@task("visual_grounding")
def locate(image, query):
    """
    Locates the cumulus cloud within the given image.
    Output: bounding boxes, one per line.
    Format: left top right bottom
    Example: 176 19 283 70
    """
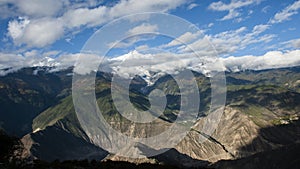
208 0 262 21
7 17 30 40
15 0 65 18
270 0 300 24
8 17 64 47
5 0 187 48
223 50 300 71
0 0 102 19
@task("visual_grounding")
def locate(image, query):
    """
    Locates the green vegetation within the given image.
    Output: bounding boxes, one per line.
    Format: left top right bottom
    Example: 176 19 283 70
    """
2 66 300 167
32 96 74 131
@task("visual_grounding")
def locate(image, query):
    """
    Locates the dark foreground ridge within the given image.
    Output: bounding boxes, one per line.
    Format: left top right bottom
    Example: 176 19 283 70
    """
1 159 186 169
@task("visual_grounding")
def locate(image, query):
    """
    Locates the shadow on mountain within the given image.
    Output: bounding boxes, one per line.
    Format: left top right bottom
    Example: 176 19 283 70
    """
24 125 108 162
0 67 72 136
212 119 300 169
0 129 21 163
136 143 210 168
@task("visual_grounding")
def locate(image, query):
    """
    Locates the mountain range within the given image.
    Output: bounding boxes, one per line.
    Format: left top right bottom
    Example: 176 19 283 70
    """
0 65 300 168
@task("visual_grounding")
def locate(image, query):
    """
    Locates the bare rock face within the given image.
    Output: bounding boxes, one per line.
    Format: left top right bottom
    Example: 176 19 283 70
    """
19 134 35 160
177 107 300 165
176 107 260 162
20 104 300 167
104 106 276 164
15 67 300 167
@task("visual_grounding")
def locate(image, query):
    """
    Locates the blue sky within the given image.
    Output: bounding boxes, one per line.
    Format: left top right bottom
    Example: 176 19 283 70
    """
0 0 300 73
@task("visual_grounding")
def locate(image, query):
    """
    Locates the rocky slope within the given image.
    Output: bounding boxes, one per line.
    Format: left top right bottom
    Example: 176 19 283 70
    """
1 66 300 168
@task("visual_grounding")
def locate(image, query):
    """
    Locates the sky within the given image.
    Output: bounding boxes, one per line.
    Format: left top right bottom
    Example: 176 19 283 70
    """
0 0 300 75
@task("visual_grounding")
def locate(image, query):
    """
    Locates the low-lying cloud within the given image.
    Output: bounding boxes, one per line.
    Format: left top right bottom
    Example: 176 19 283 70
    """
1 50 300 83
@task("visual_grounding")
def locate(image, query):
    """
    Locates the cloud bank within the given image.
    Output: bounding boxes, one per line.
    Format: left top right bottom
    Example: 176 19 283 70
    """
1 49 300 81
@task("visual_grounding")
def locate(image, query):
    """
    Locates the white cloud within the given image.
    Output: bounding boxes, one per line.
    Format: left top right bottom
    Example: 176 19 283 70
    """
0 50 62 75
135 45 150 51
164 30 203 48
127 23 158 35
62 6 108 28
107 0 186 17
62 0 186 29
15 0 65 18
223 50 300 71
181 27 248 54
0 0 103 19
107 24 158 49
187 3 198 10
0 53 25 70
283 38 300 49
208 0 261 11
0 0 18 19
106 50 218 83
290 39 300 48
7 17 30 40
61 53 105 74
96 49 300 82
179 24 274 56
2 48 300 81
1 0 67 22
221 9 240 21
252 24 270 35
108 34 156 49
270 0 300 24
261 5 270 13
8 17 64 47
208 0 261 21
5 0 187 48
